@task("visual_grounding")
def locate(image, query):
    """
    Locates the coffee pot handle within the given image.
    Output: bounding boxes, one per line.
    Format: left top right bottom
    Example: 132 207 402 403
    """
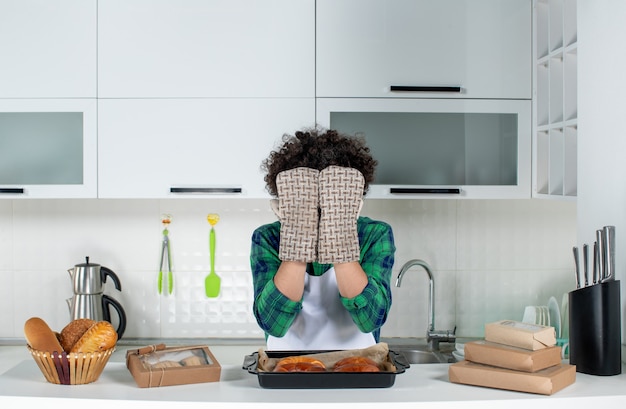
100 267 122 291
102 294 127 339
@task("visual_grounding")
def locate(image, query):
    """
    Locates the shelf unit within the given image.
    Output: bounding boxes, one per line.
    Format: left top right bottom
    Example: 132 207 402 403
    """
533 0 577 199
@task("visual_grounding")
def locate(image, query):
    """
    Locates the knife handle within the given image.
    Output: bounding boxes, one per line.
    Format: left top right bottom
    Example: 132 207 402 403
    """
583 244 589 286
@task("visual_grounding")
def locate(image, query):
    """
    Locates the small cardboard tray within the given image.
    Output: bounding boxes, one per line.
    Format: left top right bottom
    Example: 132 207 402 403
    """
485 320 556 350
126 344 221 388
242 348 410 389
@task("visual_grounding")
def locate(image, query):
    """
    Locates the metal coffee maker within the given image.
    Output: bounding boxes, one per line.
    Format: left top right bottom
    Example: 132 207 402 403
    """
66 257 127 339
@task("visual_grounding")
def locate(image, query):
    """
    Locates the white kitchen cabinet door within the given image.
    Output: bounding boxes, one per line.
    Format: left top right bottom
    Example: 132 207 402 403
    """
0 0 96 98
317 98 531 199
98 98 315 198
0 99 97 198
316 0 531 99
98 0 314 98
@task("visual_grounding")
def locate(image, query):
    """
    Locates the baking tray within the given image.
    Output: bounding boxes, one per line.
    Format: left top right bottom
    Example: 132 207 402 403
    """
242 349 410 389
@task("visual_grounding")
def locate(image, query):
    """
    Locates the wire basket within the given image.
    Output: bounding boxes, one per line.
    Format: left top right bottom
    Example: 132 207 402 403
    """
27 345 115 385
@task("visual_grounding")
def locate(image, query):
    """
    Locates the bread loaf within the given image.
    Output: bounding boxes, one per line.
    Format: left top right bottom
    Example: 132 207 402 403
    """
70 321 118 353
24 317 64 353
59 318 96 353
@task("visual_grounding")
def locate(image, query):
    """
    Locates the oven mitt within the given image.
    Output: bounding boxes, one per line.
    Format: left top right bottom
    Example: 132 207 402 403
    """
318 166 365 264
272 167 320 262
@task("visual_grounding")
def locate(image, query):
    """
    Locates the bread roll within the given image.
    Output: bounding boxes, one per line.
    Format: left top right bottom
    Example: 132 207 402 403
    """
274 356 326 372
334 363 380 372
24 317 64 353
70 321 117 353
181 355 205 366
273 362 327 372
333 356 380 372
151 360 182 369
59 318 96 353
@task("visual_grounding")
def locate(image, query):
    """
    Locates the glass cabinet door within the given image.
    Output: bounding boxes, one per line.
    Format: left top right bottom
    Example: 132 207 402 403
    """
0 99 97 198
317 98 531 199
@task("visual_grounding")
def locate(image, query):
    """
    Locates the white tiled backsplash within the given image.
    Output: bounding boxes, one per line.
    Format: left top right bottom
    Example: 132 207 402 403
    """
0 198 576 341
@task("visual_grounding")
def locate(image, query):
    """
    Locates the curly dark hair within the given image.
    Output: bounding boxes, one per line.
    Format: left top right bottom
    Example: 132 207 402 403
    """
262 127 377 197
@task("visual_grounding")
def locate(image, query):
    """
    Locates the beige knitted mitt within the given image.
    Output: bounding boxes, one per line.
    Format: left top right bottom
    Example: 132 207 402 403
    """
273 167 320 262
318 166 364 264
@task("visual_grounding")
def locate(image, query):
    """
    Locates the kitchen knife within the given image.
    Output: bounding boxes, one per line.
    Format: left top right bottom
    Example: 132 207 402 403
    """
601 225 615 282
583 243 589 287
596 229 605 281
573 246 581 288
593 241 600 284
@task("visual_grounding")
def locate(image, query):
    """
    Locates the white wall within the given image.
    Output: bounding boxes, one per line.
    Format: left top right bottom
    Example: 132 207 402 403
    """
0 198 576 341
578 0 626 344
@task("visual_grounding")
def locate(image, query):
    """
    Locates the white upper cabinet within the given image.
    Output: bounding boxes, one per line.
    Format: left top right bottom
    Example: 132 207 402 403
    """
98 0 315 98
98 98 315 199
0 99 98 198
0 0 97 98
316 0 532 99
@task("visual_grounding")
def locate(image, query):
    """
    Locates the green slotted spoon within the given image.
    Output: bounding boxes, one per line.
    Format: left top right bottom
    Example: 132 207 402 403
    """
205 213 221 297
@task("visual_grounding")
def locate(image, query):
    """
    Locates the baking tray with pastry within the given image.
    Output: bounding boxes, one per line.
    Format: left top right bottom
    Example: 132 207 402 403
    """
242 342 410 389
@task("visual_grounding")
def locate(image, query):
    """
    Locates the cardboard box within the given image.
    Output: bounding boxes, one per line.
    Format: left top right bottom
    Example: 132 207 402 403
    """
126 344 221 388
484 320 556 350
449 360 576 395
464 340 562 372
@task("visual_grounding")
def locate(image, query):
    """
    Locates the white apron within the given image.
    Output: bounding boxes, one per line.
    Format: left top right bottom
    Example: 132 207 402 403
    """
267 267 375 351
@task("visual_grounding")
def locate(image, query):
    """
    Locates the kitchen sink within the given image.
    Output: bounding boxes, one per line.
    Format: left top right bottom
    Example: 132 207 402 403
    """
387 339 458 364
392 348 456 364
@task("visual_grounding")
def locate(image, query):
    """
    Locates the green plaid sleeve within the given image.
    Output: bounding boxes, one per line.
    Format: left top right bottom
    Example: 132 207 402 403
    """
250 222 302 338
340 217 395 341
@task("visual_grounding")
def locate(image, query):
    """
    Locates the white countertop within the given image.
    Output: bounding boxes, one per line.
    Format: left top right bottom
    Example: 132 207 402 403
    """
1 344 626 409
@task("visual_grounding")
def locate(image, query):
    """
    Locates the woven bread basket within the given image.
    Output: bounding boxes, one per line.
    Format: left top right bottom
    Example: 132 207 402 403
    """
27 345 114 385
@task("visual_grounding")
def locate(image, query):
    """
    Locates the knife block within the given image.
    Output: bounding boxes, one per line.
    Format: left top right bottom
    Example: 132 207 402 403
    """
568 280 621 376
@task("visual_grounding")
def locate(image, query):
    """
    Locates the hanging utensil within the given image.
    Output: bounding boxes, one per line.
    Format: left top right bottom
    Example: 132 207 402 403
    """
205 213 221 298
158 214 173 295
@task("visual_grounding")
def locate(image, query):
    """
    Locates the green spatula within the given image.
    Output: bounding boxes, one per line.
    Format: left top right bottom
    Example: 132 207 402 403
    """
205 213 221 297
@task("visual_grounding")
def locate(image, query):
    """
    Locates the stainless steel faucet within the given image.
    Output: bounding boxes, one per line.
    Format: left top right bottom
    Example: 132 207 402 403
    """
396 259 456 350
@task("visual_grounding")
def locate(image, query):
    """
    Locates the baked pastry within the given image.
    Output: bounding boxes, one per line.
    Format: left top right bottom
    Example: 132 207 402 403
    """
333 356 380 372
70 321 118 353
273 362 327 372
274 356 326 372
151 360 183 369
24 317 64 353
181 355 205 366
59 318 96 353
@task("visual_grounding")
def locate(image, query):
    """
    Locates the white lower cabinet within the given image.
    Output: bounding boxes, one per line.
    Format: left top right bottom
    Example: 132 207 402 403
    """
97 98 315 198
0 99 97 198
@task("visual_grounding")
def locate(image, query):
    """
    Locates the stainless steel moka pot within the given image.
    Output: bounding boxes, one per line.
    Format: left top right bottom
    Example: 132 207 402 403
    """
67 257 127 338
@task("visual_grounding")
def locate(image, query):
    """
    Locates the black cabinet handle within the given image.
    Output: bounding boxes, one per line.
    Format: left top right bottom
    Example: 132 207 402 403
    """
0 188 24 194
390 85 462 93
170 187 242 194
390 188 461 194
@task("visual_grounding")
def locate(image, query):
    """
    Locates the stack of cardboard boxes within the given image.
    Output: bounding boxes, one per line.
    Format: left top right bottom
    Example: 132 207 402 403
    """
449 320 576 395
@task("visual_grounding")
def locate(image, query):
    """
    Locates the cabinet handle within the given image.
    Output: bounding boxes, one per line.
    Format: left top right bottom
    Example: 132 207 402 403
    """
390 188 461 194
170 187 243 194
390 85 462 93
0 188 24 194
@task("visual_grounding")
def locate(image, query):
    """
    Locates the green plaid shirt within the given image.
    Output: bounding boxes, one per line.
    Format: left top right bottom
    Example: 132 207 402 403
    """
250 216 395 343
